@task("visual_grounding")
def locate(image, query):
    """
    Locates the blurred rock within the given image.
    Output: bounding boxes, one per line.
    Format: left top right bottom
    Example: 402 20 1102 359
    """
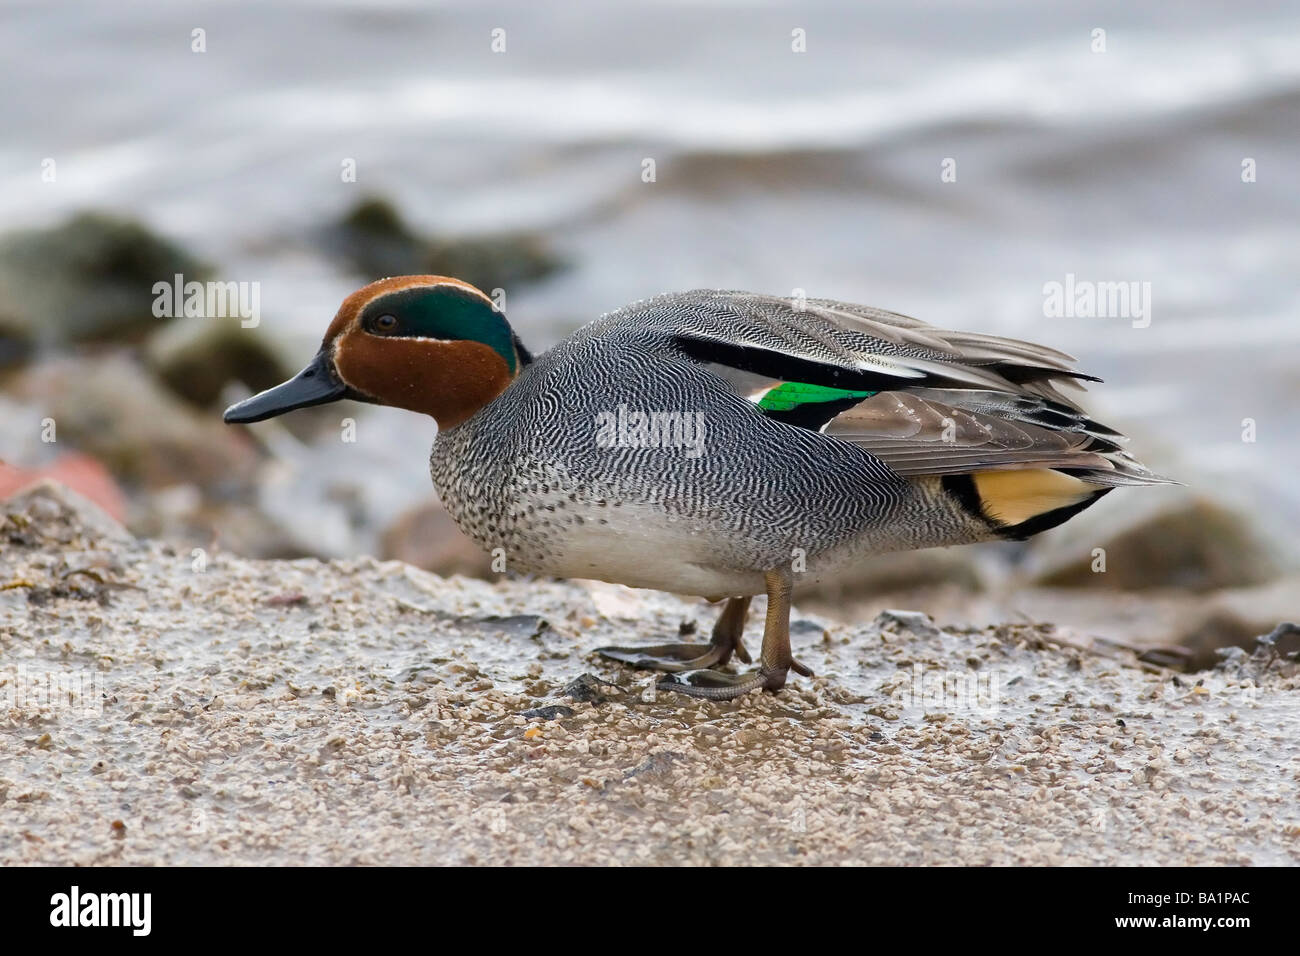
325 197 423 277
323 196 564 291
1026 492 1280 592
423 233 561 294
0 310 34 369
1165 608 1272 672
8 354 259 492
128 495 302 560
3 355 311 557
1182 574 1300 670
0 211 210 346
145 320 293 409
800 547 985 601
1 478 132 548
380 498 493 578
1216 622 1300 682
0 455 128 523
1150 585 1300 672
872 608 943 639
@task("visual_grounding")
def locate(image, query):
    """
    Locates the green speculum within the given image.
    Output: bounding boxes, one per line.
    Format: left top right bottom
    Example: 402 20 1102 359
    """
756 381 877 412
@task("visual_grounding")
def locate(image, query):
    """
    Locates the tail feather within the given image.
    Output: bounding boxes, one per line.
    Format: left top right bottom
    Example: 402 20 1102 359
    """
943 468 1115 541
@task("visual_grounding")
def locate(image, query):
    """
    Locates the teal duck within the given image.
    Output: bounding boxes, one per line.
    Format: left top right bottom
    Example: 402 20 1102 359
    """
225 276 1171 699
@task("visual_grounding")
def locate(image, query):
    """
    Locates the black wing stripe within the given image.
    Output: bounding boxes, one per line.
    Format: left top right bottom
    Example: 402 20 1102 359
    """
673 334 933 392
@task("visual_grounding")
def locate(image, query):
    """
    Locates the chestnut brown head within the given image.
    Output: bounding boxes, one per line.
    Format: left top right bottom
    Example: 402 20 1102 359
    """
223 276 529 430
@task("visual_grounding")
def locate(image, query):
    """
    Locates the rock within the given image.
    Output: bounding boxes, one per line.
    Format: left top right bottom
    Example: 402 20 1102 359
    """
323 196 564 291
0 455 128 523
798 547 987 632
1 354 301 556
1171 575 1300 670
379 498 494 578
1027 492 1281 592
562 674 620 703
145 320 293 409
934 573 1300 673
0 211 210 347
324 197 425 277
873 609 943 640
625 751 686 780
0 311 34 369
520 704 575 721
8 354 259 492
128 495 301 561
466 614 550 640
1163 608 1274 672
424 233 561 294
800 547 985 600
1 478 132 548
1256 621 1300 653
1215 622 1300 681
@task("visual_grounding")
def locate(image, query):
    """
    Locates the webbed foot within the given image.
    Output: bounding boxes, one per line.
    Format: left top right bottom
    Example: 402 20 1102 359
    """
595 596 751 673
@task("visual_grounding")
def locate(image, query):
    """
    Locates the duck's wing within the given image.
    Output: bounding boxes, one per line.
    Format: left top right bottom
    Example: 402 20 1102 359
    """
628 289 1170 487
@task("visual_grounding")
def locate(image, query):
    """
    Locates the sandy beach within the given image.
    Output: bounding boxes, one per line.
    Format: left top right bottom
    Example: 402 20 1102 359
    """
3 483 1295 866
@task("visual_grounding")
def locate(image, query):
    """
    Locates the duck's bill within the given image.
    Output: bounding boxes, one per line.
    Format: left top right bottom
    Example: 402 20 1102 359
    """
223 351 347 424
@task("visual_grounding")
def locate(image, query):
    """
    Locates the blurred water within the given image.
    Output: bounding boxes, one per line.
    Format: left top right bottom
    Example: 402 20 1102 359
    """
2 0 1297 540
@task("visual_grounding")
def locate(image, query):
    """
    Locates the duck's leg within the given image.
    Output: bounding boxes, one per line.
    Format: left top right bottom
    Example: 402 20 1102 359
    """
656 568 814 700
595 596 753 672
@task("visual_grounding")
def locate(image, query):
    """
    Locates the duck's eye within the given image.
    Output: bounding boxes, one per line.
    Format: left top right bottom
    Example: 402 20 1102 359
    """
373 314 398 334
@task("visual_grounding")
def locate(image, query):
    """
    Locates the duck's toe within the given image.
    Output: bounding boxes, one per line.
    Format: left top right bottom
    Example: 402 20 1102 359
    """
595 642 733 673
655 661 810 700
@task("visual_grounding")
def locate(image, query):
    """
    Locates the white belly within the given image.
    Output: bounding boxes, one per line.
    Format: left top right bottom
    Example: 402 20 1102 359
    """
529 503 767 598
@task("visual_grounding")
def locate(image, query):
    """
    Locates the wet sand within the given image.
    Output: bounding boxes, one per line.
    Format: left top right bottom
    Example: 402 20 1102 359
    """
2 483 1297 866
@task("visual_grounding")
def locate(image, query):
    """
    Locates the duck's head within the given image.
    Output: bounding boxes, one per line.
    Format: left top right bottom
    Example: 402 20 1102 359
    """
223 275 529 429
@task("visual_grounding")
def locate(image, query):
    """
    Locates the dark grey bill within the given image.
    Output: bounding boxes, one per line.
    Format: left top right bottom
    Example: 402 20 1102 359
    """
223 351 347 424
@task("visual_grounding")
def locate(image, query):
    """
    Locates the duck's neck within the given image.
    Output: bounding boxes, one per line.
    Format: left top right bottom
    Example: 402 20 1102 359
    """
429 333 532 430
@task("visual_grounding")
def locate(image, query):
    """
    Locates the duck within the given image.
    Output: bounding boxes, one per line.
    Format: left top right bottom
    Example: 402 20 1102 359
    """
224 275 1171 700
